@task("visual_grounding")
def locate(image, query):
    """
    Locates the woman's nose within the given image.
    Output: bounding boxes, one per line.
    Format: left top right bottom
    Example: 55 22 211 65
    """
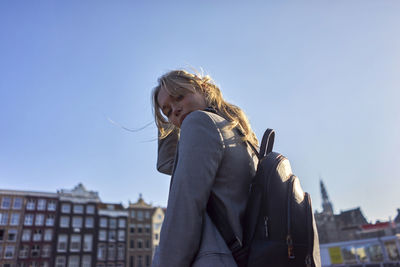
172 104 182 117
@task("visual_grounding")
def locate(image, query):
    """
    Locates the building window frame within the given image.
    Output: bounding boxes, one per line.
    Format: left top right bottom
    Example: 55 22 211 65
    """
37 199 46 210
1 197 11 209
12 197 23 209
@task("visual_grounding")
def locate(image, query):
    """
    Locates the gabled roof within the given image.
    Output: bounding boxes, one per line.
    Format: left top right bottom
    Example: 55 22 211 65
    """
335 207 368 226
128 194 152 209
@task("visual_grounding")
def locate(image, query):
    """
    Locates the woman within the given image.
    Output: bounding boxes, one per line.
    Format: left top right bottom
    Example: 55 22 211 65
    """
152 70 258 267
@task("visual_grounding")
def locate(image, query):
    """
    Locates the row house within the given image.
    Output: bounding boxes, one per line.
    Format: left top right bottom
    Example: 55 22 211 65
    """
127 196 164 267
54 184 100 267
1 186 165 267
96 203 128 267
0 189 58 267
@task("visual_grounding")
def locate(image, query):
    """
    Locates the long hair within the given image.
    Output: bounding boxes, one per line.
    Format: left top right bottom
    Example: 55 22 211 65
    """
152 69 258 148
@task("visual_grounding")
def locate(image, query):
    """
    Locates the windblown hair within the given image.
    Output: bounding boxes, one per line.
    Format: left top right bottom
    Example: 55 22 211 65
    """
152 69 258 148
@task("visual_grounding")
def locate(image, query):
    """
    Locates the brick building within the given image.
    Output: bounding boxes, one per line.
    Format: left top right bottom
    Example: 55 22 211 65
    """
126 196 164 267
95 203 128 267
0 186 165 267
0 189 58 267
54 184 100 267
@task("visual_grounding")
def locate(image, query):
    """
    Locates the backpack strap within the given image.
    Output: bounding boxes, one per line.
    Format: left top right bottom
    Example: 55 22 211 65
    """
207 128 275 262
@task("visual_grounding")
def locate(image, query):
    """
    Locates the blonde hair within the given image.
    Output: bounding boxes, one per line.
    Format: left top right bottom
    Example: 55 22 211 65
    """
152 69 258 148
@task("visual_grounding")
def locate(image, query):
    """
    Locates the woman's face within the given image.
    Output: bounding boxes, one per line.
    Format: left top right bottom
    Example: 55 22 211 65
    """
157 87 207 128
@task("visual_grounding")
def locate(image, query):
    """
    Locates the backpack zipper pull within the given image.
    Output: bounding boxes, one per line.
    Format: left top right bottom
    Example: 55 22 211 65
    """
286 234 295 259
264 216 269 238
305 254 312 267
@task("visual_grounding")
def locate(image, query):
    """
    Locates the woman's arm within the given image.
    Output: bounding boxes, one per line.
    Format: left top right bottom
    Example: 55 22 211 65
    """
154 111 224 267
157 128 179 175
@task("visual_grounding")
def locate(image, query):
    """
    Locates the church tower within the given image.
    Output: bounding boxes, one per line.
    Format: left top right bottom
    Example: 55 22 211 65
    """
320 179 334 215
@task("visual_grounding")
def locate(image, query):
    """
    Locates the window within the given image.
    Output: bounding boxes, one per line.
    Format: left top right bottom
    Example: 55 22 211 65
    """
72 216 83 228
117 244 125 260
13 197 23 209
73 205 83 214
146 255 151 267
33 229 42 241
145 224 151 233
130 210 135 218
137 211 143 220
35 214 44 225
97 243 106 260
108 244 116 260
31 244 40 257
60 216 70 227
0 212 9 225
10 213 20 225
19 245 29 258
99 230 107 241
42 244 51 257
4 245 15 259
47 200 56 211
83 234 93 252
138 224 142 233
7 229 17 242
137 239 142 249
130 256 135 267
82 255 91 267
109 218 117 229
44 229 52 241
119 218 126 228
118 230 125 241
24 214 33 225
22 229 31 241
57 235 68 252
145 211 150 219
26 199 35 210
70 235 81 252
45 214 55 226
55 256 66 267
37 199 46 210
0 229 3 241
109 230 116 242
100 217 107 227
86 205 95 214
138 255 143 267
130 239 135 249
1 197 11 209
385 240 400 261
85 217 94 228
130 225 135 233
145 239 150 249
68 255 80 267
61 203 71 213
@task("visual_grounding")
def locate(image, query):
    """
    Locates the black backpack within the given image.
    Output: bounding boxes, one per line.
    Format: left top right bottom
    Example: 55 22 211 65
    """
207 129 321 267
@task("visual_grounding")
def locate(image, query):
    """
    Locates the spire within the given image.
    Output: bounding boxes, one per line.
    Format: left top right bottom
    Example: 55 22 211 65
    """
320 179 334 215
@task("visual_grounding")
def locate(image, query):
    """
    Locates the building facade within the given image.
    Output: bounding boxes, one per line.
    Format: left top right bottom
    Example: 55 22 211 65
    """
0 190 58 267
315 180 369 243
1 186 165 267
126 196 164 267
54 184 100 267
95 203 128 267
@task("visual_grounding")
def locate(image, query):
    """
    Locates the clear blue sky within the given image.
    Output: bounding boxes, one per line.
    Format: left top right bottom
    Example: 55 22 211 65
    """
1 1 399 223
